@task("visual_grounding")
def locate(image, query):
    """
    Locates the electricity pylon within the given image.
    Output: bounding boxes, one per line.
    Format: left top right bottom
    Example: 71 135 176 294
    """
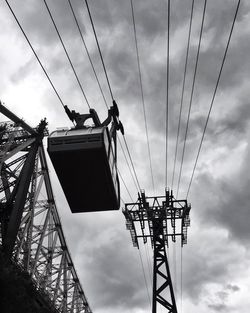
0 102 92 313
123 189 191 313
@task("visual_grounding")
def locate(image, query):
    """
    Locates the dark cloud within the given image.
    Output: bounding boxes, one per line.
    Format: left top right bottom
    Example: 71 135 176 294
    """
191 142 250 246
1 0 250 313
206 283 240 312
73 218 150 311
226 284 240 292
208 303 226 312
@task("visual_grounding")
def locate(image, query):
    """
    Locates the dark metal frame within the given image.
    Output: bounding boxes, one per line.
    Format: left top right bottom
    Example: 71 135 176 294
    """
0 101 92 313
123 189 191 313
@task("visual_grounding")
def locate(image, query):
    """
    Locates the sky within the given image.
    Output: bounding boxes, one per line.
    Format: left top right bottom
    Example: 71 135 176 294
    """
0 0 250 312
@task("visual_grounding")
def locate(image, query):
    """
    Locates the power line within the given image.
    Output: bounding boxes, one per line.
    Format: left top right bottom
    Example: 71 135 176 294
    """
123 135 141 191
67 0 109 109
138 243 152 309
117 167 134 202
142 244 153 307
130 0 155 192
43 0 91 109
165 0 170 188
120 197 125 206
4 0 66 111
144 241 153 287
82 0 143 197
83 1 143 201
118 135 140 194
84 0 114 101
171 0 195 191
176 0 207 197
186 0 241 198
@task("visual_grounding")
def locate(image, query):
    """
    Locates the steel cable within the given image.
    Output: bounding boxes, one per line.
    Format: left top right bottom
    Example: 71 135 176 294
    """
43 0 91 109
4 0 66 111
186 0 241 198
84 0 114 101
130 0 155 192
123 136 141 191
138 245 152 308
118 135 140 194
165 0 170 188
117 167 134 202
176 0 207 197
67 0 109 109
83 0 143 199
171 0 195 191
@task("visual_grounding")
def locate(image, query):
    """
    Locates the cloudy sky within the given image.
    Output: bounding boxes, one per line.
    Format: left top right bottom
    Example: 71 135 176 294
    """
1 0 250 312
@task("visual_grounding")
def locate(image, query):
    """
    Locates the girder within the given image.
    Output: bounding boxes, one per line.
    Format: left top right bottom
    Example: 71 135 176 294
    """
0 102 92 313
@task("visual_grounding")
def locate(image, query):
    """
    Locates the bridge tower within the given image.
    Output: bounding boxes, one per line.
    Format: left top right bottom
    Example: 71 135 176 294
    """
0 102 92 313
123 189 191 313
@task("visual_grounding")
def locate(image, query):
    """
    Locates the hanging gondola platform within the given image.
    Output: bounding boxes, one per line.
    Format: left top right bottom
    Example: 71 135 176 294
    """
47 103 123 213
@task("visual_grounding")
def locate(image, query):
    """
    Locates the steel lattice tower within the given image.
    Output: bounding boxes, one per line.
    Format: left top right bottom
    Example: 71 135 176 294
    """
0 102 92 313
123 189 191 313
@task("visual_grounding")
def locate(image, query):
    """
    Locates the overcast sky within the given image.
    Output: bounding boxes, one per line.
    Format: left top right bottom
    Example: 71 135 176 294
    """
0 0 250 312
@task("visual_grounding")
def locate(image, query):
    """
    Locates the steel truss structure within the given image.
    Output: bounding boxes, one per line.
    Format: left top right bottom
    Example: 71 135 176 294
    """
0 102 92 313
123 189 191 313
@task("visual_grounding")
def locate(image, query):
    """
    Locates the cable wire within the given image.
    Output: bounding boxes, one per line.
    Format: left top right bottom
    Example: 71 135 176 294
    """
130 0 155 192
67 0 109 109
165 0 170 187
176 0 207 197
171 0 195 191
143 243 153 303
117 167 134 202
43 0 91 109
4 0 66 111
138 244 152 309
118 135 140 194
120 197 125 206
84 1 143 202
123 136 141 191
84 0 114 101
186 0 241 198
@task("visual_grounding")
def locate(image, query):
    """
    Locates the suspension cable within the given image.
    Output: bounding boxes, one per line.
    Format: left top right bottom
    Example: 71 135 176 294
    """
130 0 155 192
83 1 142 199
165 0 170 188
118 135 139 194
171 0 195 191
117 167 134 202
120 197 125 206
176 0 207 197
138 244 152 309
43 0 91 109
123 136 141 191
84 0 114 101
67 0 109 109
4 0 66 111
186 0 241 198
82 0 143 197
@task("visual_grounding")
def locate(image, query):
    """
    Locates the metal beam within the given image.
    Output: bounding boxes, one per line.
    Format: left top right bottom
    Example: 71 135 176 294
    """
0 101 37 135
3 140 39 258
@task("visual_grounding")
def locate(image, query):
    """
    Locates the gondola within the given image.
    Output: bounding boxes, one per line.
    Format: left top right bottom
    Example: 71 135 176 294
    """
47 102 123 213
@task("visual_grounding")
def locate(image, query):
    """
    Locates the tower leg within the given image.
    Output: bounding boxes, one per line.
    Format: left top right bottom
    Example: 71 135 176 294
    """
152 219 177 313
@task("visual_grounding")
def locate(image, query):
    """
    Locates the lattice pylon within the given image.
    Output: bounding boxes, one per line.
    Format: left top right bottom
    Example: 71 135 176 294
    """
123 189 191 313
0 103 92 313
